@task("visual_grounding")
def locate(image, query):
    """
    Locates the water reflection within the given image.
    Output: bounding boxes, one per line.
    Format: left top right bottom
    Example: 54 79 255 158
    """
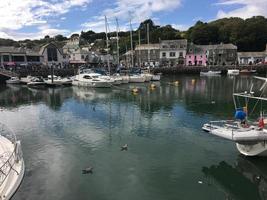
1 75 267 200
202 156 267 200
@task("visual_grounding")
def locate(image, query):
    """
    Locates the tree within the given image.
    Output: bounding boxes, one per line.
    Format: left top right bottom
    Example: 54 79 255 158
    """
54 34 67 41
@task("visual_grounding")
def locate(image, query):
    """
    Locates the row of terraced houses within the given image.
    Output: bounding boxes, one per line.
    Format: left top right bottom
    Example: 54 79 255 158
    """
123 39 267 67
0 37 267 68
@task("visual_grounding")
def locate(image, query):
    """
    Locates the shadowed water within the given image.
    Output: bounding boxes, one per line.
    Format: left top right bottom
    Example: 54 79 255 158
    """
1 75 267 200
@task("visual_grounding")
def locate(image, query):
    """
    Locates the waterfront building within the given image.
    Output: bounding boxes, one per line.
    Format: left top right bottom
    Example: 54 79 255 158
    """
39 42 67 67
135 44 160 67
203 43 237 66
0 46 43 67
160 39 187 67
238 46 267 65
186 44 207 66
121 50 135 67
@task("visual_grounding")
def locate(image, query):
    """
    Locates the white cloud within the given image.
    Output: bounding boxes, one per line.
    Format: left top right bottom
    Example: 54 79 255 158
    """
216 0 267 19
82 0 182 32
171 24 190 31
0 0 91 40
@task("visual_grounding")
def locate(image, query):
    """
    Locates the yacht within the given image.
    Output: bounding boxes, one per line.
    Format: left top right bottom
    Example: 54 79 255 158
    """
0 123 25 199
151 73 161 81
6 77 20 84
227 69 239 76
200 70 221 76
72 73 113 88
44 75 72 86
27 77 46 87
129 74 146 83
202 76 267 156
20 76 34 84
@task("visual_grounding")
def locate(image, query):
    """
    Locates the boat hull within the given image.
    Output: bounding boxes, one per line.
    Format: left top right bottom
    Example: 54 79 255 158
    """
72 81 111 88
227 69 239 75
236 142 267 156
129 76 146 83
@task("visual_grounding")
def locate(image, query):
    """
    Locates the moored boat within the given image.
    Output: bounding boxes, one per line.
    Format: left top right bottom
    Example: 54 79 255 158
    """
227 69 239 76
0 123 24 200
200 70 221 76
202 76 267 156
129 74 146 83
27 77 46 88
6 77 20 84
72 73 112 88
151 73 161 81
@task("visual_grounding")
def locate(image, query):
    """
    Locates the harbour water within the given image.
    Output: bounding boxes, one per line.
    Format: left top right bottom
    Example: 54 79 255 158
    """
1 75 267 200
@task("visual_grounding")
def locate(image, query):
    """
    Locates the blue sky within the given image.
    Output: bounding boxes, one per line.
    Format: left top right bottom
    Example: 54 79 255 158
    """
0 0 266 40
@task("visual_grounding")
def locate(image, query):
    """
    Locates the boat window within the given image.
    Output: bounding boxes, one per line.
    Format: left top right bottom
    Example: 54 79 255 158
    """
92 76 99 79
83 75 92 79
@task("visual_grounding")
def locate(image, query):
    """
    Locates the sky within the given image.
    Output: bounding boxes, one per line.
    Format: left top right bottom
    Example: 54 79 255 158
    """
0 0 267 40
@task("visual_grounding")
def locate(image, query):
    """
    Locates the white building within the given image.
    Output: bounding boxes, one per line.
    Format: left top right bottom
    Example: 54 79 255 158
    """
238 52 267 65
39 43 67 67
160 39 187 66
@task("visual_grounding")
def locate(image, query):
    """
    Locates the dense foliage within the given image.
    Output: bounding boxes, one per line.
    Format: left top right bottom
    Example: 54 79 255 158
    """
1 16 267 52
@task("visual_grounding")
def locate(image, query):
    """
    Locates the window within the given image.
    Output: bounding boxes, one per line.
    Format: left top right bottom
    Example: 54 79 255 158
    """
162 52 166 57
179 52 183 57
3 55 9 62
47 48 58 61
81 55 85 60
170 45 176 49
170 52 176 57
83 75 92 79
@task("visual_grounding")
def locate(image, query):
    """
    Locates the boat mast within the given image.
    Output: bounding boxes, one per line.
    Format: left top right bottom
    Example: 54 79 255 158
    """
147 23 150 67
116 18 120 67
130 19 134 68
138 29 141 67
105 16 110 75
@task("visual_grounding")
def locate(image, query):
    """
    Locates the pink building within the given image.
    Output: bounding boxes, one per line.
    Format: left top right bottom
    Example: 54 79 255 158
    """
186 44 207 66
186 54 207 66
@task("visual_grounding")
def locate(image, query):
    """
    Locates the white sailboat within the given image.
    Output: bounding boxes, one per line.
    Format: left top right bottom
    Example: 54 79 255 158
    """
0 123 24 200
202 76 267 156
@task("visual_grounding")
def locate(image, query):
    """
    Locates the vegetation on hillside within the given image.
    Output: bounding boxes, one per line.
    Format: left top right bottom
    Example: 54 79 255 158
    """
1 16 267 53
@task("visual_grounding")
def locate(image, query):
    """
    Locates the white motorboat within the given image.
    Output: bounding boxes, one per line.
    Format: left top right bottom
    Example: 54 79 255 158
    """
6 77 20 84
227 69 239 76
151 73 161 81
72 73 113 88
141 74 153 82
44 75 62 86
20 76 33 84
200 70 221 76
0 123 25 200
27 77 46 87
129 74 146 83
121 75 130 84
202 76 267 156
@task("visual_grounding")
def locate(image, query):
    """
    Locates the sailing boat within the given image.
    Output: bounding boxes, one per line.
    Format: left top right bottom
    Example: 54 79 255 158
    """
202 76 267 156
128 18 146 83
200 48 221 76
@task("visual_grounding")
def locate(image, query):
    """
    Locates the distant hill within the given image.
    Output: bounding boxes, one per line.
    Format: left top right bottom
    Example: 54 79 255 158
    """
1 16 267 53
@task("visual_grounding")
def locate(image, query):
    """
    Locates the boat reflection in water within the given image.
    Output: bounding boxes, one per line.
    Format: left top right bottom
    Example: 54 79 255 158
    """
202 157 267 200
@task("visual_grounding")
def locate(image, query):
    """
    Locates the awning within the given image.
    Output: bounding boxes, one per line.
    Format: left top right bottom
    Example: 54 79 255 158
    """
5 62 16 66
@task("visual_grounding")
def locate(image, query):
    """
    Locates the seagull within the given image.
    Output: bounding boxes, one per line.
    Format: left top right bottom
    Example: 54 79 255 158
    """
82 166 93 174
121 144 128 151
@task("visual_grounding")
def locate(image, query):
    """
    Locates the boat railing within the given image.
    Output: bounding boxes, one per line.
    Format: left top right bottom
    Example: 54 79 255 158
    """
0 147 19 187
0 124 20 187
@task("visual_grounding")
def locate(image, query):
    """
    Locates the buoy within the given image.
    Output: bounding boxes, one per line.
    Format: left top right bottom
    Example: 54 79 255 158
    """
150 84 156 90
121 144 128 151
174 81 179 86
132 88 140 94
